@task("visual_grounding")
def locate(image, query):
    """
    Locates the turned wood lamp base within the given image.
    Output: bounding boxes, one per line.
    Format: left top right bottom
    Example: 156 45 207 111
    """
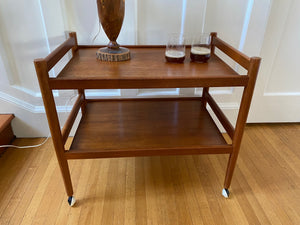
96 47 130 62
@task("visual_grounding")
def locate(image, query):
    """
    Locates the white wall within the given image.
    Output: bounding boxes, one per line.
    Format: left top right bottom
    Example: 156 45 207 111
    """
62 0 137 45
0 0 75 137
1 0 297 137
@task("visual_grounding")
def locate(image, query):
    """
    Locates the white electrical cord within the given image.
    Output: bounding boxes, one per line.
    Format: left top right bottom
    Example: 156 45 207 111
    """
0 93 78 149
0 136 50 149
92 22 101 44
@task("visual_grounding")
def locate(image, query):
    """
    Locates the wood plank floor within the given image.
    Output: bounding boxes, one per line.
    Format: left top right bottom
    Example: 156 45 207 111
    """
0 124 299 225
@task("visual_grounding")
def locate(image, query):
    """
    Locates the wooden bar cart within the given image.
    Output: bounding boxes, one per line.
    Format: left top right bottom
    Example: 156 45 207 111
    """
34 32 261 206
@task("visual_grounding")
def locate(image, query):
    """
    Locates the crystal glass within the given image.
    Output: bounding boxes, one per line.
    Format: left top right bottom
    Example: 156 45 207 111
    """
190 33 211 63
165 34 185 63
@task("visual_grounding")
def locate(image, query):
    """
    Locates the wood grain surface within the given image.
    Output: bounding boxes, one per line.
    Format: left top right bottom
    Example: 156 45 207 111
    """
0 114 15 155
0 124 299 225
67 99 230 159
49 47 249 89
0 114 14 133
96 0 124 44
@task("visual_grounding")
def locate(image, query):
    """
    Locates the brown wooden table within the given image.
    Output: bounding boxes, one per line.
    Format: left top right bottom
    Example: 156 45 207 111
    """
0 114 15 155
34 32 261 206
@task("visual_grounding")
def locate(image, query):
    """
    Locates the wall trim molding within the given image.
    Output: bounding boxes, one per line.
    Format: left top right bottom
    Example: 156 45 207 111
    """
0 89 240 113
0 90 73 114
0 90 37 113
264 92 300 96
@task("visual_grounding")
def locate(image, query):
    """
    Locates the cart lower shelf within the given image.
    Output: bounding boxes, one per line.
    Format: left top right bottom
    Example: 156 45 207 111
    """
66 98 232 159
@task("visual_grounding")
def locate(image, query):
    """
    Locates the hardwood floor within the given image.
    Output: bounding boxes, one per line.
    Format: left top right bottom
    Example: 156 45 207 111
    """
0 124 299 225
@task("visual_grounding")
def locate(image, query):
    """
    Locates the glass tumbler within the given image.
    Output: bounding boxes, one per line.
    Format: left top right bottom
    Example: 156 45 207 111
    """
165 34 185 63
190 33 211 63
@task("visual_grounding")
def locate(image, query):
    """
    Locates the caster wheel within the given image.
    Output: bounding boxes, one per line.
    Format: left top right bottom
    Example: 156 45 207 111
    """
68 196 76 207
222 188 230 198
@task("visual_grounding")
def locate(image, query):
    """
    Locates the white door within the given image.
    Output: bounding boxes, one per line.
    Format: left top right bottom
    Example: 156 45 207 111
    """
248 0 300 122
191 0 300 123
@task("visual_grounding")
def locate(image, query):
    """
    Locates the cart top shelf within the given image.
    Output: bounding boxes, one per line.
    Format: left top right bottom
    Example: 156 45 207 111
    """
49 47 249 89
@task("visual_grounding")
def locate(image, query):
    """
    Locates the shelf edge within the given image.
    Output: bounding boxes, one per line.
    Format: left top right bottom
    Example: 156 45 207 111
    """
65 145 233 160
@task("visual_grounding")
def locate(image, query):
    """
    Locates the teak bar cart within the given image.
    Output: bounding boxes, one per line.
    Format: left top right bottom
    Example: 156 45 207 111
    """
34 32 261 206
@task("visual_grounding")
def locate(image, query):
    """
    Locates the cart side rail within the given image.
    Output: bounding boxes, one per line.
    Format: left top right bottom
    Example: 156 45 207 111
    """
34 32 84 147
203 90 235 139
212 36 251 70
44 32 78 71
61 93 84 144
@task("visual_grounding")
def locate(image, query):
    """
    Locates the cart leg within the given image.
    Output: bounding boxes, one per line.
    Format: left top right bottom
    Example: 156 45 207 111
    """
57 158 75 206
222 152 239 198
78 89 86 116
59 160 73 194
221 57 261 198
56 157 76 206
34 53 77 207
